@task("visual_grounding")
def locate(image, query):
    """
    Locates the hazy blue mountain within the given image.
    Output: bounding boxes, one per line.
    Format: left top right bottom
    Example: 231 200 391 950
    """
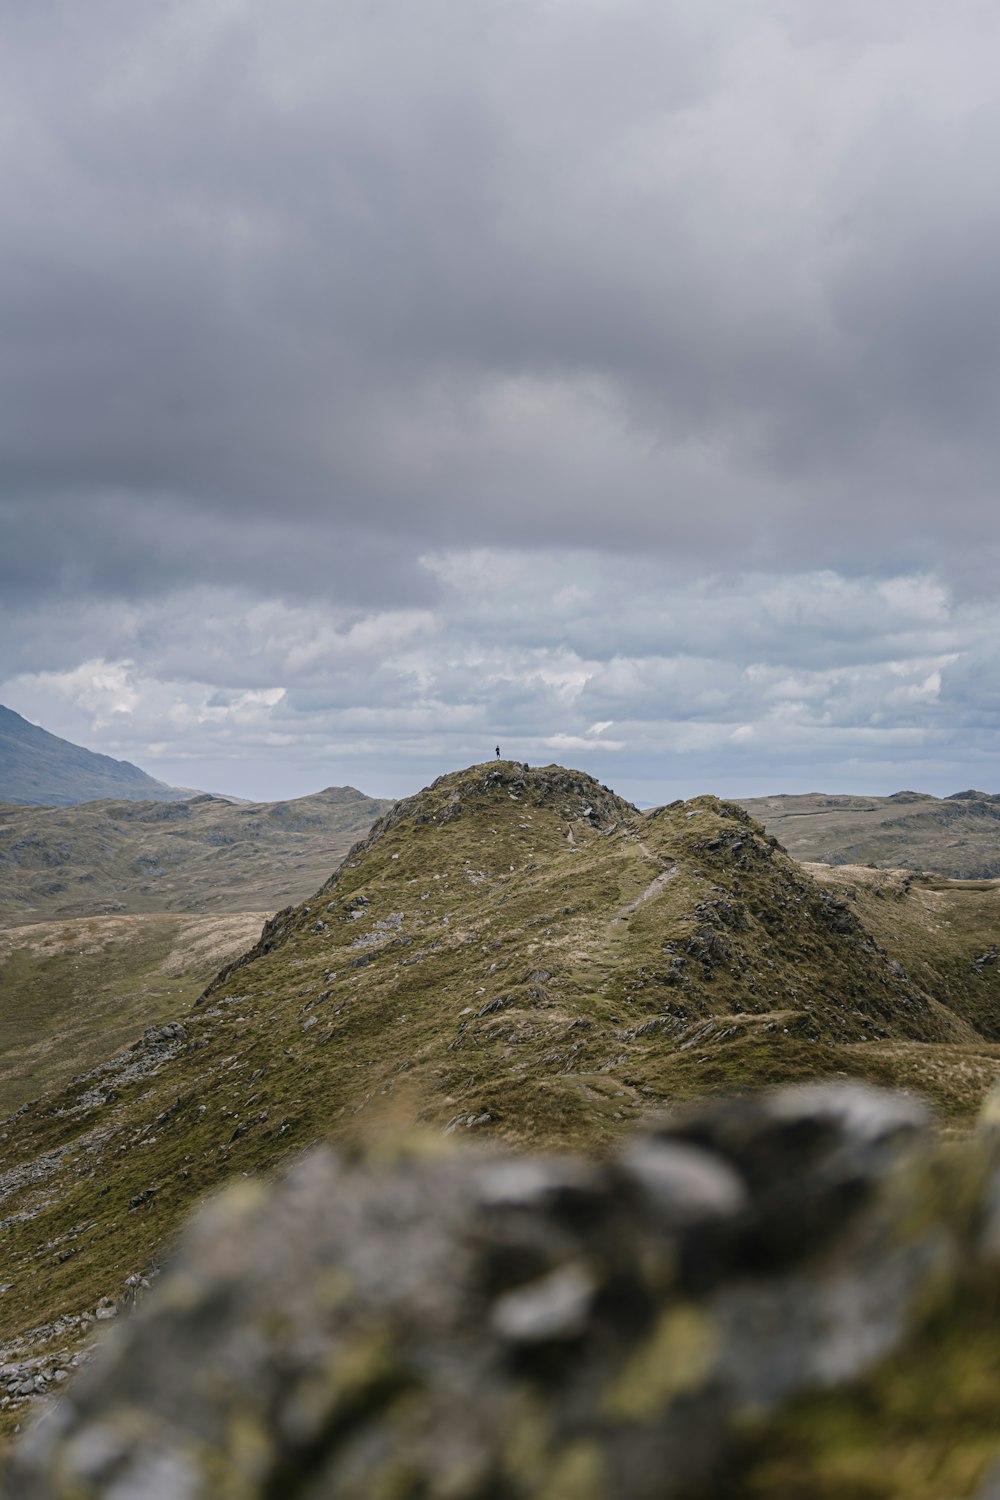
0 704 190 807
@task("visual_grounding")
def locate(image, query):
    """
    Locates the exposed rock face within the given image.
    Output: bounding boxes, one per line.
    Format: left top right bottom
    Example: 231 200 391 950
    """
8 1083 1000 1498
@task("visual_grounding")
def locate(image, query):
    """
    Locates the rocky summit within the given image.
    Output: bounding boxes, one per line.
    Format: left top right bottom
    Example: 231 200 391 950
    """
3 761 1000 1483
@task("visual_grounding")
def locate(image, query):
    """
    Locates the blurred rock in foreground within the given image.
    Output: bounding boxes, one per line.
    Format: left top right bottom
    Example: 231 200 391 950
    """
8 1083 1000 1499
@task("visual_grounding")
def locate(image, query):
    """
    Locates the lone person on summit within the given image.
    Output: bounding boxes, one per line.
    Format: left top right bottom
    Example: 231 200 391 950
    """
495 745 500 759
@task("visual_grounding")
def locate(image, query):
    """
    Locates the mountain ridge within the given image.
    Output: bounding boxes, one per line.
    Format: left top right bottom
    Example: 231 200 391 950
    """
3 761 1000 1438
0 704 189 808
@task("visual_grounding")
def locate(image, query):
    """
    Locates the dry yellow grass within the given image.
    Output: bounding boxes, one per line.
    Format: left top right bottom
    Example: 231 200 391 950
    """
0 911 268 1115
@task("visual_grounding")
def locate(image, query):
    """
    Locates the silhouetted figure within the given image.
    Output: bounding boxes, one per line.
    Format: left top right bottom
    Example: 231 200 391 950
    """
495 746 500 759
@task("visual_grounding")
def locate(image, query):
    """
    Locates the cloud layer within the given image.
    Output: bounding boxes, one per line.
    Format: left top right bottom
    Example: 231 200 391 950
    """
3 557 996 802
3 2 1000 797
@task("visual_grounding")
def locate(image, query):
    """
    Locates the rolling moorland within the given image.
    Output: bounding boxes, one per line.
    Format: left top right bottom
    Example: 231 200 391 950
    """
740 789 1000 877
0 786 394 927
4 761 1000 1462
0 913 267 1118
0 784 393 1115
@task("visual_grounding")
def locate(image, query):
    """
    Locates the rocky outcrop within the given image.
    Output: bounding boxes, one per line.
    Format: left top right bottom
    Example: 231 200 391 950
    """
7 1082 1000 1498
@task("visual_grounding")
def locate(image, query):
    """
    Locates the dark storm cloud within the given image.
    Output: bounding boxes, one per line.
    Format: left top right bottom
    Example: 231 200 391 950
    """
3 0 1000 604
0 493 432 607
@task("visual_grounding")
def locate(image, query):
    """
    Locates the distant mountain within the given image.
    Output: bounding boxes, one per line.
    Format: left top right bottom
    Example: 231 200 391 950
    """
0 785 395 926
737 789 1000 878
0 704 189 806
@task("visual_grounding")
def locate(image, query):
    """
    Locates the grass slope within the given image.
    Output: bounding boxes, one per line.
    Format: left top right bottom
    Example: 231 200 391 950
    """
740 789 1000 878
2 761 1000 1438
0 913 267 1116
0 786 393 926
0 704 186 807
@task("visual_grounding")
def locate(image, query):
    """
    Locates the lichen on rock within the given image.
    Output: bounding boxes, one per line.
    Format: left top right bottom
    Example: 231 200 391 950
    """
7 1081 1000 1498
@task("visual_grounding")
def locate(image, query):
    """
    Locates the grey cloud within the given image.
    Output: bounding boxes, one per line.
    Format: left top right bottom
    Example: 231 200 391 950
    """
6 2 1000 799
3 1 1000 607
424 555 963 673
5 555 992 802
0 495 434 608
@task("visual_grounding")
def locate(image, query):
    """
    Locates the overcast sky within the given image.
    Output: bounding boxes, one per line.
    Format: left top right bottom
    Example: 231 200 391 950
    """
3 0 1000 803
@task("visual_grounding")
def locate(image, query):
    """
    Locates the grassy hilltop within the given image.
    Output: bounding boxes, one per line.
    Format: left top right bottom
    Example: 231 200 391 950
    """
3 761 1000 1439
